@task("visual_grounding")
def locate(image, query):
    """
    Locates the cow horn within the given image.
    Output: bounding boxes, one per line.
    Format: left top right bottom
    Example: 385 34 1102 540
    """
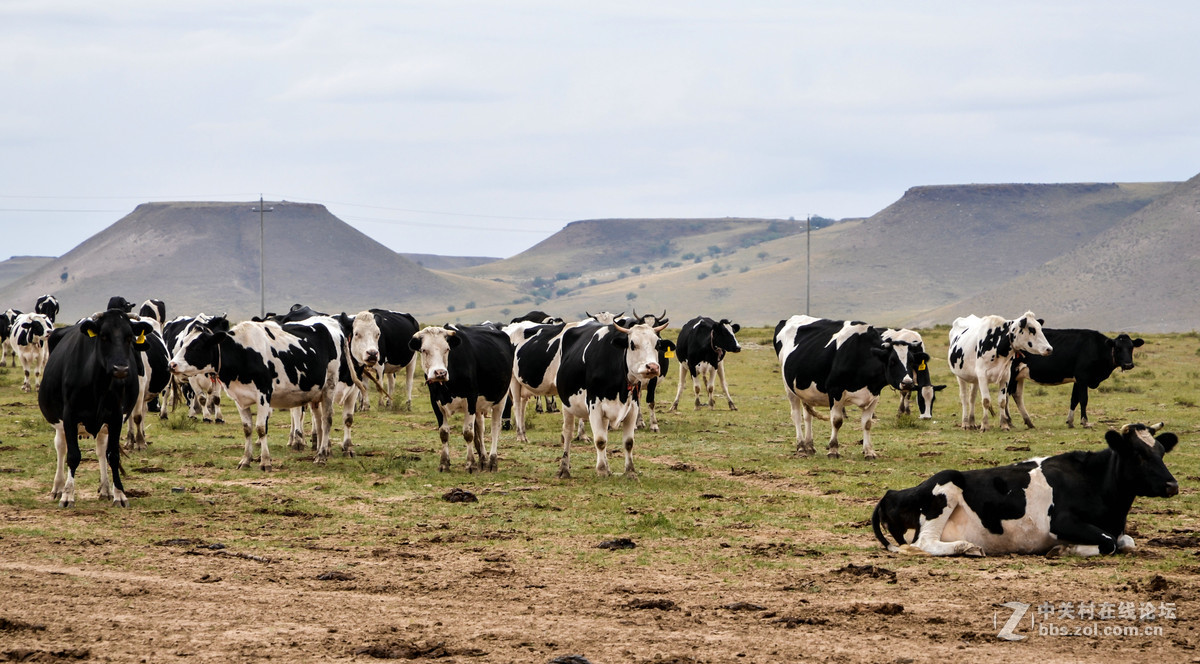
1149 421 1165 433
653 322 668 332
613 323 631 334
658 310 667 321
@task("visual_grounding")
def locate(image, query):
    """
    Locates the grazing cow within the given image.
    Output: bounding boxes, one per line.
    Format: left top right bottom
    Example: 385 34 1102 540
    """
555 319 671 478
139 299 167 325
774 316 921 459
505 320 570 443
10 312 53 392
283 314 368 459
38 309 155 507
670 316 741 412
34 294 59 323
168 316 353 470
882 329 946 420
162 314 226 423
872 422 1179 557
1 309 22 367
1005 329 1145 429
948 312 1053 431
409 324 514 472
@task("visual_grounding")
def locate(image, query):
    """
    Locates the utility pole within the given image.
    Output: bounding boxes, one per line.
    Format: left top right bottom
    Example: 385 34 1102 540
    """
806 214 811 316
251 196 274 318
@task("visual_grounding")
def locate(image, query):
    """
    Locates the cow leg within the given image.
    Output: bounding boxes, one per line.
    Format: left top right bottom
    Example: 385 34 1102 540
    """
669 361 687 412
588 407 611 477
1045 520 1122 557
462 403 480 474
546 395 559 413
620 405 638 479
973 371 996 432
717 360 736 411
956 378 976 430
96 426 113 502
436 404 454 473
339 389 357 458
485 399 504 471
403 359 416 411
234 401 257 470
703 367 717 409
645 378 659 433
381 371 395 408
860 396 880 459
557 411 576 479
827 402 843 459
95 423 128 507
50 422 68 502
209 388 224 423
901 484 985 557
786 392 814 457
59 422 83 508
1070 383 1091 428
997 382 1012 432
288 406 307 450
897 389 910 416
1009 376 1035 429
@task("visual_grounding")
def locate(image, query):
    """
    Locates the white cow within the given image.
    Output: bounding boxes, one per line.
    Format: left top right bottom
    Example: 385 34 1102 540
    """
947 312 1053 432
9 312 53 392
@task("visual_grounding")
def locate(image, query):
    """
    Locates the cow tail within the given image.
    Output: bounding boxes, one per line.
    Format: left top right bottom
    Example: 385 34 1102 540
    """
802 402 829 421
342 334 369 394
871 495 900 553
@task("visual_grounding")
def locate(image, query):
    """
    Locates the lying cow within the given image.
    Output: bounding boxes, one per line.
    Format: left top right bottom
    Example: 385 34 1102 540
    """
409 324 513 472
1005 329 1144 429
555 319 671 478
38 309 155 507
882 328 946 419
774 316 921 459
670 316 741 412
872 422 1179 557
948 312 1053 431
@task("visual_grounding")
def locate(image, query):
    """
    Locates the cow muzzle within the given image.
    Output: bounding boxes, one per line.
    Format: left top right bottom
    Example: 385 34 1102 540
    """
1165 481 1180 497
426 368 449 384
641 363 660 379
112 364 130 380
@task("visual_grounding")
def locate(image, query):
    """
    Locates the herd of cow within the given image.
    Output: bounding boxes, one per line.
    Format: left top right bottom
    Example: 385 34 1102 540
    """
0 295 1181 560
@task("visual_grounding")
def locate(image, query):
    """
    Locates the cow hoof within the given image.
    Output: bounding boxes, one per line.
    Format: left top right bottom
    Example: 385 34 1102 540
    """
113 492 129 508
343 447 355 458
897 545 929 556
623 471 639 480
202 417 212 423
59 498 75 508
215 418 225 424
439 461 451 473
314 457 327 466
826 451 841 459
487 456 498 472
556 469 571 480
288 441 305 451
863 452 878 460
728 404 738 411
962 544 985 557
1045 545 1066 559
650 425 659 433
237 460 253 470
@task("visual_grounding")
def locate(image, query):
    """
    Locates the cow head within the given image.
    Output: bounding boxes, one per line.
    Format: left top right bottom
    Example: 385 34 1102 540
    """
14 313 52 347
611 321 670 382
1107 422 1179 498
1110 334 1145 371
81 309 153 381
106 295 136 313
586 311 624 325
343 311 382 367
874 338 918 391
168 320 227 377
408 327 459 383
35 295 59 323
1012 312 1053 356
630 309 669 328
713 319 742 355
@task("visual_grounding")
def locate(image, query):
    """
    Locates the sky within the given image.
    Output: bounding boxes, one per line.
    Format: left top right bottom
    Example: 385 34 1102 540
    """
2 1 1198 260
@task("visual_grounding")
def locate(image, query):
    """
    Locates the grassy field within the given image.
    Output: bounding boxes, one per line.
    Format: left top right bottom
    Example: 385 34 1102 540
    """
1 326 1198 663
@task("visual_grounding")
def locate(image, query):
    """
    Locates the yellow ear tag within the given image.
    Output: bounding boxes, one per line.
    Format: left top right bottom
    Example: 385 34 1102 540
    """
136 331 147 344
86 329 98 338
664 348 676 359
918 361 927 371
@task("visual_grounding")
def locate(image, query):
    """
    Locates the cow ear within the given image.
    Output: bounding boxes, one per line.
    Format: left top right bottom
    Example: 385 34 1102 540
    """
1037 318 1045 326
80 319 99 338
1156 432 1178 453
658 339 676 352
408 336 422 352
915 351 930 363
1105 429 1133 454
610 334 629 349
1133 338 1145 348
210 316 231 332
731 323 740 333
933 384 948 392
132 321 153 345
447 334 462 349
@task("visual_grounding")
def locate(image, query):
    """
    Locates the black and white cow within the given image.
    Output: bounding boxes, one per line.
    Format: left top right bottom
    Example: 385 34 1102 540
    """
138 299 167 325
361 309 420 411
1005 329 1145 429
774 316 921 459
123 317 171 451
670 316 741 412
38 309 155 507
1 309 20 366
34 294 59 324
162 314 226 423
283 314 368 460
510 310 564 325
505 320 570 443
872 422 1179 557
168 316 352 470
409 324 514 473
555 319 671 478
9 312 53 392
882 328 946 420
616 311 673 432
948 312 1053 431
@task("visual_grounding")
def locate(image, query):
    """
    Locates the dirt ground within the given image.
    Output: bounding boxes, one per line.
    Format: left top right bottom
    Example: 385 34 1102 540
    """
2 500 1197 664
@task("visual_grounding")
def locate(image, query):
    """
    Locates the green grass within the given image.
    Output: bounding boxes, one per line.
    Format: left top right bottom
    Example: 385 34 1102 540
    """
0 328 1198 577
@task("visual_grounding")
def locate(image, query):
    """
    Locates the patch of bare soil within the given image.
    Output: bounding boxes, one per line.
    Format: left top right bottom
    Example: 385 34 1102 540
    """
1 510 1197 664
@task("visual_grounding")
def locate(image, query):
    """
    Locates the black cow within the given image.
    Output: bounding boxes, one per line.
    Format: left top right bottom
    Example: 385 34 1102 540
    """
510 310 564 325
670 316 741 412
409 324 514 473
139 299 167 325
872 422 1179 557
38 309 154 507
106 296 136 313
123 318 171 451
35 294 59 323
1005 329 1145 429
555 320 671 478
1 308 20 366
773 316 922 459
